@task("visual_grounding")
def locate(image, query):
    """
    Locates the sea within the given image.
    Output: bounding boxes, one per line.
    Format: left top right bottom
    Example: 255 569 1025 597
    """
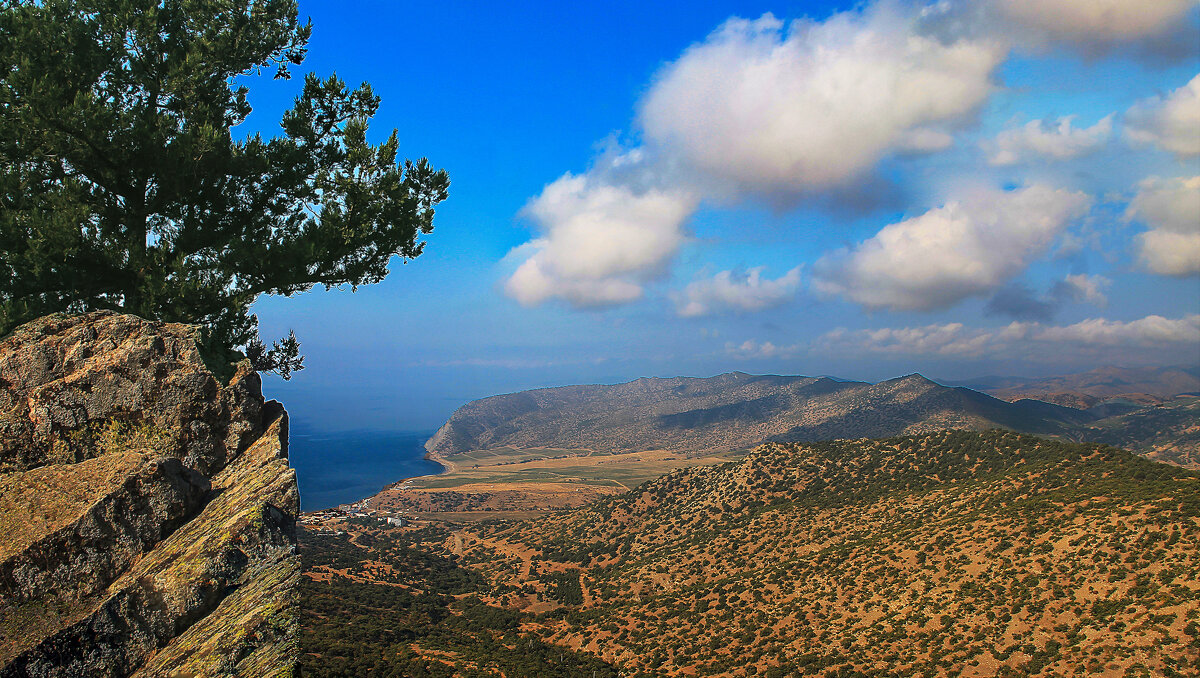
287 421 444 511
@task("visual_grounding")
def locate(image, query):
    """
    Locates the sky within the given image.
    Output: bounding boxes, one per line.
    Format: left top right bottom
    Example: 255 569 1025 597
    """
245 0 1200 432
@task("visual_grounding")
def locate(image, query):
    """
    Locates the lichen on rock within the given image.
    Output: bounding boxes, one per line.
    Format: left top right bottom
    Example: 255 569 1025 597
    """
0 312 298 677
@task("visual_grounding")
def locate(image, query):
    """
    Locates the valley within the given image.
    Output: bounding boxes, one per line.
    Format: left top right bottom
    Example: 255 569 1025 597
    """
299 430 1200 676
371 445 746 517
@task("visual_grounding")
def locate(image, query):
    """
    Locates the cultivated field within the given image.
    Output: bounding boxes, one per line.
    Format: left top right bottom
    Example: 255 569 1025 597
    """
370 445 747 515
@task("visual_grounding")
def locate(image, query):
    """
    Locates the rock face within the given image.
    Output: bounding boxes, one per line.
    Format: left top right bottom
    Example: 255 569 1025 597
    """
0 312 298 677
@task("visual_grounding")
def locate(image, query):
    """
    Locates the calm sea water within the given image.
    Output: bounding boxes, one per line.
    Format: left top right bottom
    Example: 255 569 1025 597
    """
287 422 443 511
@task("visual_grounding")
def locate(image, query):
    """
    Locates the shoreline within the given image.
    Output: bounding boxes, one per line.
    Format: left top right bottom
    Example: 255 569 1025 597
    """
299 435 455 513
376 446 456 495
422 448 457 476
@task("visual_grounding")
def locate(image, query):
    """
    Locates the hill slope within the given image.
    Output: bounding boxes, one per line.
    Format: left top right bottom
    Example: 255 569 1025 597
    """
427 373 1093 457
454 430 1200 677
1074 397 1200 468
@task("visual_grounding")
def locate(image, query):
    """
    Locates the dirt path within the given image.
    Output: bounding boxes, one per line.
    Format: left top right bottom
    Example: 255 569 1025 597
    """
580 575 596 607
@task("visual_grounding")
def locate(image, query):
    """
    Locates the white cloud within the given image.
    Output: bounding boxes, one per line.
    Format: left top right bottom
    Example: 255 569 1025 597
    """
1126 176 1200 276
983 115 1113 165
1126 74 1200 157
1035 314 1200 346
819 323 999 356
813 185 1092 311
673 267 802 317
637 7 1003 200
504 3 1005 311
504 174 698 308
1058 274 1111 306
993 0 1197 51
724 339 799 360
502 2 1196 314
816 314 1200 360
1137 230 1200 277
898 128 957 153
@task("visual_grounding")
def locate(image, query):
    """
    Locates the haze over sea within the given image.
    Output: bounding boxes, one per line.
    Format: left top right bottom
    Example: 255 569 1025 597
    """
288 420 442 511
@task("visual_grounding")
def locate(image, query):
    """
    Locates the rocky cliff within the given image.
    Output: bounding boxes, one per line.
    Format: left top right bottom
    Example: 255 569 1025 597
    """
0 312 298 677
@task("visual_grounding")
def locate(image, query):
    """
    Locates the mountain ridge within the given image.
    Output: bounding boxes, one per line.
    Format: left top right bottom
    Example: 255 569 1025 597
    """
426 370 1098 458
940 365 1200 408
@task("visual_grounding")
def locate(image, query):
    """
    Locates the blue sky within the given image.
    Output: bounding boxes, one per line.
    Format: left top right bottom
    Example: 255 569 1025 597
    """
246 0 1200 431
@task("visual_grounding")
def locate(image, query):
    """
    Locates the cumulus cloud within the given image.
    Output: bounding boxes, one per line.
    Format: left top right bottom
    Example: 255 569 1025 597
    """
983 115 1113 165
1126 74 1200 157
724 339 800 360
637 7 1003 200
991 0 1199 57
994 0 1195 41
1125 176 1200 276
1035 314 1200 346
813 185 1092 311
672 267 802 317
816 314 1200 361
502 2 1195 312
504 174 698 308
504 2 1008 310
818 323 999 356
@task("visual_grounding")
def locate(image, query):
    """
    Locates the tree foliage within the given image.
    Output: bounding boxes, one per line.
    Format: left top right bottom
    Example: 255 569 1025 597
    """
0 0 449 376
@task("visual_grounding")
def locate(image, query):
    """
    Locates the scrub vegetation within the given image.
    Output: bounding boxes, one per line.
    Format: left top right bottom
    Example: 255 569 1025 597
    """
301 430 1200 676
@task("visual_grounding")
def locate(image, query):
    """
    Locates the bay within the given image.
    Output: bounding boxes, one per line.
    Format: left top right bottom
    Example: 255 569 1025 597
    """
287 421 444 511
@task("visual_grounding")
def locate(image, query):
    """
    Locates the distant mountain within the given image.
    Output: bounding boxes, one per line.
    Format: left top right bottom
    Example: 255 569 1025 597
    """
943 365 1200 408
1074 396 1200 468
426 372 1095 456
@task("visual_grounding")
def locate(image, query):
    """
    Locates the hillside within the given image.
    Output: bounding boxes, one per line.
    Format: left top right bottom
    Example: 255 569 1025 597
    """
0 313 299 676
953 366 1200 408
447 430 1200 677
297 523 617 677
426 372 1092 457
1074 397 1200 468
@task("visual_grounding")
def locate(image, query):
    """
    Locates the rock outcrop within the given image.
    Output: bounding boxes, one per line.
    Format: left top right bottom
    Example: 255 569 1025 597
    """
0 312 298 677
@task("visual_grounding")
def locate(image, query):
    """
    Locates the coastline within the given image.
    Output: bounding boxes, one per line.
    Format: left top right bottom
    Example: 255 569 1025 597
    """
378 446 456 494
422 448 458 475
290 428 448 511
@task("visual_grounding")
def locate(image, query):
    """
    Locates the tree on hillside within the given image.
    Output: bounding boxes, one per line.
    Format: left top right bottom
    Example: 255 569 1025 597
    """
0 0 449 378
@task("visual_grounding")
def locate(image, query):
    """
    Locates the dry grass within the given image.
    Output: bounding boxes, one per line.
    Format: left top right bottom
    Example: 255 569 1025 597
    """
372 446 746 515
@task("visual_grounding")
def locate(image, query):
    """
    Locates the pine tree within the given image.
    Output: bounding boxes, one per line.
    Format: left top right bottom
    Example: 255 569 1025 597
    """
0 0 449 377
